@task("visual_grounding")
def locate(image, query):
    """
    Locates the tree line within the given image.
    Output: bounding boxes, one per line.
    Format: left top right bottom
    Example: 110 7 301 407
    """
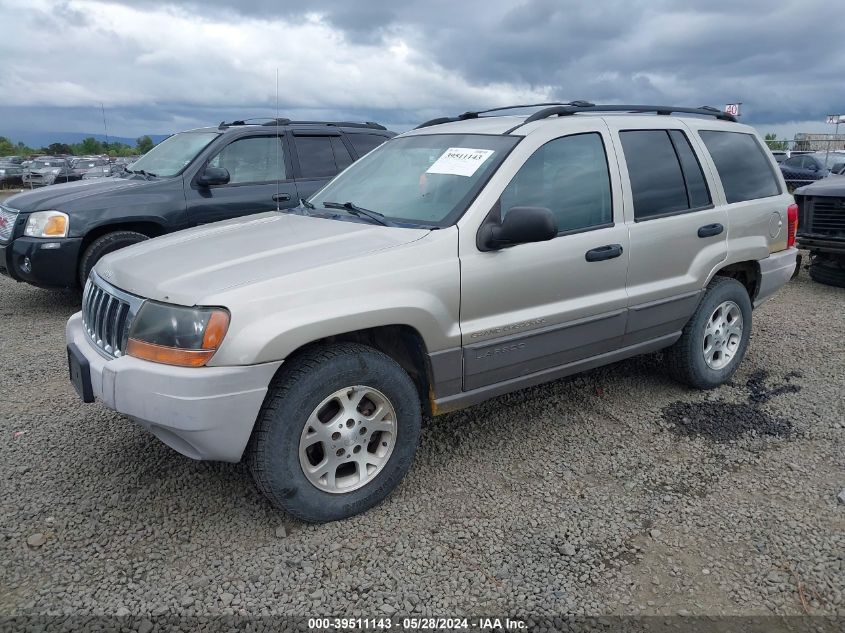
0 135 156 158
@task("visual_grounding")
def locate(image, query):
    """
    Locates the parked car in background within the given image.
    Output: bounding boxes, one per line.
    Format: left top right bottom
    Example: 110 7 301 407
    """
22 157 77 187
0 162 25 188
779 151 845 190
71 157 111 180
794 175 845 288
770 150 788 163
82 163 118 180
0 119 395 288
64 103 797 522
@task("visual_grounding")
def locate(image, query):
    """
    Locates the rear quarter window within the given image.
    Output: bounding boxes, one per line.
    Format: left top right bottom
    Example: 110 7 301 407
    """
347 133 390 157
699 131 781 203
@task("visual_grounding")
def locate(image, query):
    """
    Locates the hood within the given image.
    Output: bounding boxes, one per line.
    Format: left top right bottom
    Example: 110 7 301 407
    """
3 175 158 213
795 174 845 197
95 212 430 305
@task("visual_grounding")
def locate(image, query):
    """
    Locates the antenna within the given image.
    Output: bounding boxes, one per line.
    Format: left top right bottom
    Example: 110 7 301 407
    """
275 68 280 213
100 102 110 149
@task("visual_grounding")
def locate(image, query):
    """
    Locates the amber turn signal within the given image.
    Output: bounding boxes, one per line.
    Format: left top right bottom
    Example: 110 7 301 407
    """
126 339 216 367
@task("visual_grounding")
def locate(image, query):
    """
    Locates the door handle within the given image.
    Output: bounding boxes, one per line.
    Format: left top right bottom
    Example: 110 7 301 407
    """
585 244 623 262
697 223 724 238
272 193 291 202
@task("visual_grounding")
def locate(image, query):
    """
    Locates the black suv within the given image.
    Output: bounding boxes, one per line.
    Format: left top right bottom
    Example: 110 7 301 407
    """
794 175 845 287
0 119 394 288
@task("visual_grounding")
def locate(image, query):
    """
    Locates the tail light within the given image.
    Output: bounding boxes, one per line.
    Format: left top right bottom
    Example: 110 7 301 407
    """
787 203 798 248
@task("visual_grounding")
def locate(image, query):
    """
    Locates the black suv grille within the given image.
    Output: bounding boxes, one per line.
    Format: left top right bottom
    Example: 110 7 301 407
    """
802 196 845 237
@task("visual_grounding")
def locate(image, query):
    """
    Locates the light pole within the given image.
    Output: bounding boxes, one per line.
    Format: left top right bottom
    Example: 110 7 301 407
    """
825 114 843 169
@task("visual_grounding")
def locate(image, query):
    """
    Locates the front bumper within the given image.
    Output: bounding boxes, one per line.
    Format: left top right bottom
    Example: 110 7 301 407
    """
0 236 83 287
66 313 282 462
755 247 799 307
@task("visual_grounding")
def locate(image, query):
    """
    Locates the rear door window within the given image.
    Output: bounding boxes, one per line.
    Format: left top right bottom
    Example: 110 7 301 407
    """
698 131 781 203
294 136 338 178
347 133 390 157
620 129 711 220
331 136 353 171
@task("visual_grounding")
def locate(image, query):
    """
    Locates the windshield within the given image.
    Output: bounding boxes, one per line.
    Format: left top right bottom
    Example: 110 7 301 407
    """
33 160 63 169
75 161 99 168
308 134 520 227
129 132 218 177
815 152 845 168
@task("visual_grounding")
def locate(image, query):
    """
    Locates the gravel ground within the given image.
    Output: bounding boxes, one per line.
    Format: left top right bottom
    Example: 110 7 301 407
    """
0 267 843 624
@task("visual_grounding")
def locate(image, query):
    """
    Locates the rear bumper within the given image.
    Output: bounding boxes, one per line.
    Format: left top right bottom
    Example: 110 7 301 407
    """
66 313 283 462
755 247 799 307
0 236 82 287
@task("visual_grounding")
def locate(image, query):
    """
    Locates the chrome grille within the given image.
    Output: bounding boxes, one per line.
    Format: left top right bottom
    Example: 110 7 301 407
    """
0 205 18 242
82 273 144 358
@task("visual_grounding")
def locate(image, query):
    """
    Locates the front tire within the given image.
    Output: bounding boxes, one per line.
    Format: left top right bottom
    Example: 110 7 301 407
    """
247 343 422 522
665 277 752 389
78 230 149 288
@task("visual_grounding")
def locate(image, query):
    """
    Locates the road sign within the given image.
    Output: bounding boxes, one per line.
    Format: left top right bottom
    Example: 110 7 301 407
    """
826 114 844 124
725 103 741 117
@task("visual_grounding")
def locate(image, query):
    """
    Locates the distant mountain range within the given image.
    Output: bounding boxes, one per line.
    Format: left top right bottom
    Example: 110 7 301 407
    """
0 131 170 148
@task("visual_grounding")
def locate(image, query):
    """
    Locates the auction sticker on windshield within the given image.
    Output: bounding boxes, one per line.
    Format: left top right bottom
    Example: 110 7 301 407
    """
426 147 495 177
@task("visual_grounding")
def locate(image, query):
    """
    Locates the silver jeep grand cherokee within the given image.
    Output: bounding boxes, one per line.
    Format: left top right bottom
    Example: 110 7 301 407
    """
66 103 799 522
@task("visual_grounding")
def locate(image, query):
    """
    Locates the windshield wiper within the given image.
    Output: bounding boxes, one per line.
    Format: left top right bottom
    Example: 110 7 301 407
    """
322 201 397 227
127 168 157 178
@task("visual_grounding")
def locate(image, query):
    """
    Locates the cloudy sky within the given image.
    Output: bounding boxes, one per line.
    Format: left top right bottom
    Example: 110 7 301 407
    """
1 0 843 141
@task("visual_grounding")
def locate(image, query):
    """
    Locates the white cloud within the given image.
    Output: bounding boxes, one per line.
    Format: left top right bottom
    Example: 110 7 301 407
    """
0 0 550 113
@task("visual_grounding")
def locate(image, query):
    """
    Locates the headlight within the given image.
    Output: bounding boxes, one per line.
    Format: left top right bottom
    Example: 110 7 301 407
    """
0 169 6 174
126 301 230 367
50 168 61 174
24 210 69 237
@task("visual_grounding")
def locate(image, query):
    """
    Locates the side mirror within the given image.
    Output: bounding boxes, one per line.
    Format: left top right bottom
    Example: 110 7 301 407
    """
197 166 230 186
479 206 557 251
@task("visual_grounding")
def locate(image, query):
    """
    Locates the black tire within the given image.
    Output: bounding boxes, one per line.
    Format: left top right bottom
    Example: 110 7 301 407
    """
665 277 752 390
78 230 149 288
808 260 845 289
247 343 422 522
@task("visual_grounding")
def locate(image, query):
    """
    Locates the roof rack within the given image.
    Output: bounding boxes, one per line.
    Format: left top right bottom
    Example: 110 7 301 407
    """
218 118 387 130
415 102 737 132
415 102 595 129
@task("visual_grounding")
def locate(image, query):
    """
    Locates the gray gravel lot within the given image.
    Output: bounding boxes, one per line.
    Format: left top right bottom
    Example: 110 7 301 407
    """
0 268 843 622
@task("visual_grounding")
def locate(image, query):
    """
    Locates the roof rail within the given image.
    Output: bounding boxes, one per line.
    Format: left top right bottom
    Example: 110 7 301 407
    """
502 103 736 133
218 118 387 131
415 101 595 130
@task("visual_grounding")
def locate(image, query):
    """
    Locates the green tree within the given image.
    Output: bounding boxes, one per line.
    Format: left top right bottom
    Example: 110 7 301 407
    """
80 137 105 155
136 135 154 154
764 133 788 151
47 142 73 155
0 136 15 156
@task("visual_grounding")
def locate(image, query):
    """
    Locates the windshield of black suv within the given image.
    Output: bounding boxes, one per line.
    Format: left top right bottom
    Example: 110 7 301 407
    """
128 131 218 177
308 134 520 227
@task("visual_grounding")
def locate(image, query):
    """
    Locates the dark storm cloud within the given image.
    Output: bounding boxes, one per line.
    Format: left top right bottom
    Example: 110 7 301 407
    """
93 0 845 125
2 0 843 137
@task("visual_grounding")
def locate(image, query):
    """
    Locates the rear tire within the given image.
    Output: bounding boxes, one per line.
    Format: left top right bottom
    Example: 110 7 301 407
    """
808 258 845 288
665 277 752 390
78 230 149 288
247 343 422 522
